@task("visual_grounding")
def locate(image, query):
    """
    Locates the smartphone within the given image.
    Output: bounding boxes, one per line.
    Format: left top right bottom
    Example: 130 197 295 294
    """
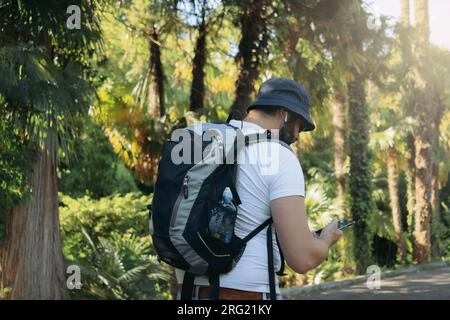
337 220 355 230
314 220 355 236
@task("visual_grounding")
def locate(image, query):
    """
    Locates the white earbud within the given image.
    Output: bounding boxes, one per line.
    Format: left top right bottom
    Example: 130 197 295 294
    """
284 112 288 123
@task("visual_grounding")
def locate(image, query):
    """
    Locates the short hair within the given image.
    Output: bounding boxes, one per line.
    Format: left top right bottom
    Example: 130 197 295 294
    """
247 105 282 116
247 105 306 130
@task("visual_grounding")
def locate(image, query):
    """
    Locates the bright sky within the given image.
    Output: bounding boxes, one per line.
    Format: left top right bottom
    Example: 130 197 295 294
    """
367 0 450 50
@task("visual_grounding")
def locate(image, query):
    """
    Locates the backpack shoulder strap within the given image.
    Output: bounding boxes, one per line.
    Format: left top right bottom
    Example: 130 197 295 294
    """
267 224 277 300
242 218 272 243
244 130 293 152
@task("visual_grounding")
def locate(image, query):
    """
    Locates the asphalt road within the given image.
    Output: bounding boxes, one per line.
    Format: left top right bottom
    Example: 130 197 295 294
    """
288 266 450 300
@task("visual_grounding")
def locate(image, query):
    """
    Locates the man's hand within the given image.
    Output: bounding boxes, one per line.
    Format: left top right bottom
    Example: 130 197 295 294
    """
318 219 343 247
272 196 344 273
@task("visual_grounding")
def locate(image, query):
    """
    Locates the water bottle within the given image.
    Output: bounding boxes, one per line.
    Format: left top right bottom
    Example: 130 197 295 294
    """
208 187 237 244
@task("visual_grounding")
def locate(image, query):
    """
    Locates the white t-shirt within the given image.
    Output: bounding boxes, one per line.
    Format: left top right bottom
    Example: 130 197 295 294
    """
176 120 305 294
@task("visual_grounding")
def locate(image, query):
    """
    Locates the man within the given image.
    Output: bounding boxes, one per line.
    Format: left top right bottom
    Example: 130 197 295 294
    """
176 77 342 299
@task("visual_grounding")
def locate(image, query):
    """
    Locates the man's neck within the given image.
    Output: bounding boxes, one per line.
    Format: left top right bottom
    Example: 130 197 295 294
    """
243 115 277 131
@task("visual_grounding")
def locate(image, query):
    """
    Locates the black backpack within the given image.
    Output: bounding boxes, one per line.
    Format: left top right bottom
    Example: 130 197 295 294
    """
149 122 288 300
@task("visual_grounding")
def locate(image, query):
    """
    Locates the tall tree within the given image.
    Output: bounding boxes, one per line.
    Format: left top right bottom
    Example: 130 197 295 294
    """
304 0 349 205
332 86 347 202
102 0 182 184
146 26 165 118
2 150 65 299
398 0 416 247
346 1 377 274
387 146 408 264
0 0 103 298
348 72 373 273
412 0 433 263
189 0 208 111
121 1 184 118
401 0 410 27
228 0 271 120
127 1 174 118
428 46 450 257
307 0 382 273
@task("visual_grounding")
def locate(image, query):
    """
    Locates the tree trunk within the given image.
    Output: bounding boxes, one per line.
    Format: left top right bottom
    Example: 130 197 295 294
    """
332 86 346 202
404 133 416 259
387 147 408 264
431 164 440 221
430 97 443 258
401 0 410 27
430 161 442 258
414 129 433 264
412 0 433 264
399 0 416 257
0 149 67 299
190 7 207 112
147 27 165 118
348 73 373 274
430 99 443 222
405 134 415 229
229 0 268 120
400 0 414 231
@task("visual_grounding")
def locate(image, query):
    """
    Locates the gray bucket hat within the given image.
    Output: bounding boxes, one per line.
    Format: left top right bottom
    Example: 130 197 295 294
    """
247 77 315 132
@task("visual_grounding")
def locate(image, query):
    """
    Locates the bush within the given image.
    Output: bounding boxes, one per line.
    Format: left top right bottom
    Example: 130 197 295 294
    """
58 119 139 199
59 193 173 299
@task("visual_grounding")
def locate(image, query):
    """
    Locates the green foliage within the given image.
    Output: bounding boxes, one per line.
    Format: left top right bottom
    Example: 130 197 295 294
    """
94 89 187 184
0 115 36 242
0 0 104 156
304 178 348 284
0 0 105 239
280 173 348 287
59 193 172 299
441 202 450 257
60 193 149 260
300 136 335 184
58 119 138 199
1 0 449 297
72 230 171 300
0 287 11 300
93 1 243 184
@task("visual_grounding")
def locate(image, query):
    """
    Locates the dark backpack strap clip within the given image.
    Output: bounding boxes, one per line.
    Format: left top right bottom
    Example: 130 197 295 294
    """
275 233 287 276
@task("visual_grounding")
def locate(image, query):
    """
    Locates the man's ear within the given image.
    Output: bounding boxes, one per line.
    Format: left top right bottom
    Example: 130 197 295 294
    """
276 108 287 124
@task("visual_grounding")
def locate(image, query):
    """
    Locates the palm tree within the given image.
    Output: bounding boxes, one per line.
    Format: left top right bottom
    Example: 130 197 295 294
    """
228 0 272 120
331 86 347 202
345 0 382 273
189 0 209 112
98 0 183 184
123 0 179 118
428 46 450 257
397 0 417 252
348 73 374 274
412 0 434 264
369 116 410 265
0 0 103 299
386 146 408 264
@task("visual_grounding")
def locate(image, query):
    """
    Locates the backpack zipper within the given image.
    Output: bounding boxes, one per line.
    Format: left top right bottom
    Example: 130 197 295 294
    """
170 175 190 228
183 175 190 199
197 232 231 258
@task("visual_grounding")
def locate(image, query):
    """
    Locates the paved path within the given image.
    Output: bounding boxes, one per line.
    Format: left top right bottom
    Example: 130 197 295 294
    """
286 266 450 300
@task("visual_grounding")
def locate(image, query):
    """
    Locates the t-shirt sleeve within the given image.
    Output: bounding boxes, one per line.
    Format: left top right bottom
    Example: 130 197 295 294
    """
268 145 305 201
